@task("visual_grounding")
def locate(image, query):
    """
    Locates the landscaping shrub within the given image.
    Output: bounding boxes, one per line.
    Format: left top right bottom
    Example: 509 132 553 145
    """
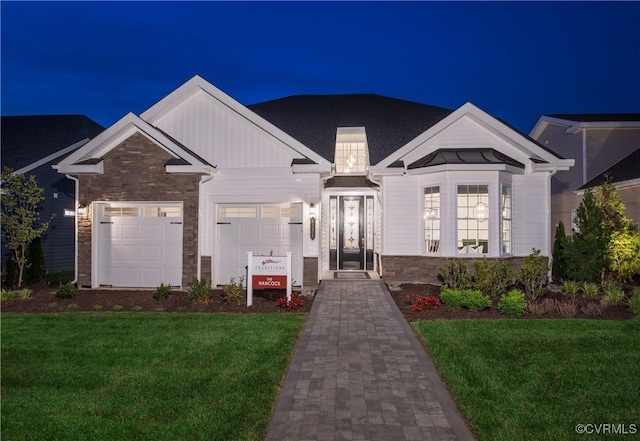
438 259 471 289
153 283 172 301
526 298 556 316
562 280 580 297
405 294 440 312
1 289 15 301
556 299 578 318
581 300 607 316
626 288 640 315
25 237 46 283
602 280 624 305
551 221 568 281
607 230 640 282
441 288 491 311
518 249 549 300
462 290 492 311
188 279 212 303
498 290 525 316
221 276 245 305
440 288 465 308
55 282 76 299
275 292 305 311
472 259 514 298
582 282 600 299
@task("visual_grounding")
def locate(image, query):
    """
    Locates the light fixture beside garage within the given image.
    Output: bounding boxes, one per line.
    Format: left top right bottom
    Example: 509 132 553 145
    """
77 203 89 218
309 203 316 241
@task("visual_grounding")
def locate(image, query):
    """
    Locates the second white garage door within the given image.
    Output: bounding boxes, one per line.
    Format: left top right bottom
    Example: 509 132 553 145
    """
216 203 303 286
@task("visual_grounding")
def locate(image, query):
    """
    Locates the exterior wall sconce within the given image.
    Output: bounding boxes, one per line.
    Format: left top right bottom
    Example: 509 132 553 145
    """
309 203 316 241
473 202 488 222
77 204 88 218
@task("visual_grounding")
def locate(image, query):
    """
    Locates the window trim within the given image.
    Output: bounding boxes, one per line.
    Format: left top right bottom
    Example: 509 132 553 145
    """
500 183 512 256
456 183 490 256
423 185 441 254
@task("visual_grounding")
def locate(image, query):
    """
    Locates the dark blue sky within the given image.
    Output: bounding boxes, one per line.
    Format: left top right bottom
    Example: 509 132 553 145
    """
2 1 639 133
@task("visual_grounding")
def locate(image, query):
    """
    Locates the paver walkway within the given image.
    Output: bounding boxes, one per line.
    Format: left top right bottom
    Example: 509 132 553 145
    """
265 279 475 441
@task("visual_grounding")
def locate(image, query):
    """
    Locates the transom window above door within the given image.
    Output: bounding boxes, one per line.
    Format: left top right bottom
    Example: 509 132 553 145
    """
334 127 369 175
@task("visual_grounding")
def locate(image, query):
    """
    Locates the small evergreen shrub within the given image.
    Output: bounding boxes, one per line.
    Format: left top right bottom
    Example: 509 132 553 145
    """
15 289 32 300
1 290 15 301
440 288 465 308
440 288 491 311
112 304 123 311
188 279 212 303
498 290 526 316
608 231 640 282
462 290 492 311
518 249 549 300
25 237 46 283
438 259 471 289
55 282 77 299
153 283 172 301
221 276 245 305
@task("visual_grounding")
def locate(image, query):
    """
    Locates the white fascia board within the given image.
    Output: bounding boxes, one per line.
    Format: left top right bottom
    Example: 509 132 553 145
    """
367 166 405 176
292 163 332 174
57 162 104 175
405 163 525 176
532 159 575 173
140 75 331 169
14 138 90 175
529 116 572 139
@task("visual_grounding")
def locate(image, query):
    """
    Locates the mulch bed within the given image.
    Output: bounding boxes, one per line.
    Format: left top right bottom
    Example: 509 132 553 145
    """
390 283 636 322
1 283 312 314
2 282 636 322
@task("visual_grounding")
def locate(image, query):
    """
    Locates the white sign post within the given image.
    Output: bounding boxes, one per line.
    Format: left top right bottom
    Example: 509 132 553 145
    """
246 251 292 307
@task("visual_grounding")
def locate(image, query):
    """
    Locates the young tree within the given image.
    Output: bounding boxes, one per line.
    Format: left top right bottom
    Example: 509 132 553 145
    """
596 175 631 238
1 167 53 287
563 188 608 282
551 221 568 281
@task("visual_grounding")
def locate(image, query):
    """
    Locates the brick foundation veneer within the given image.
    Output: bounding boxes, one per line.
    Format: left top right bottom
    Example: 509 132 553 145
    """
77 133 203 288
303 257 319 289
380 255 535 285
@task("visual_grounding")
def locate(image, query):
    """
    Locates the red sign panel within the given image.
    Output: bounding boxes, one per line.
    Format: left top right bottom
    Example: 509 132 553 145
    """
252 275 287 290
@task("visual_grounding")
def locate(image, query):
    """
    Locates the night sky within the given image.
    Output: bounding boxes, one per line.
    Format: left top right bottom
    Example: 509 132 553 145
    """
2 1 639 134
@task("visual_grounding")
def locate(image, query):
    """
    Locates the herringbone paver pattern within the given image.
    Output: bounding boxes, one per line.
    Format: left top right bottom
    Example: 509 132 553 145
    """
265 280 475 441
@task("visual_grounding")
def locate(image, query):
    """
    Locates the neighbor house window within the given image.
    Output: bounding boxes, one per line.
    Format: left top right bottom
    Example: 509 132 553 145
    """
424 186 440 253
501 185 512 255
457 185 489 254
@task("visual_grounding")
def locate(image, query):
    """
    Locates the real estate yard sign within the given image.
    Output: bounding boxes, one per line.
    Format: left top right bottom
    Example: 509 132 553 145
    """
246 251 292 307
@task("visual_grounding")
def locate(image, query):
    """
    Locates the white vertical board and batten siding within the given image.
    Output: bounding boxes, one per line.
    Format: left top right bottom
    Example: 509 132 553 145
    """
513 173 550 256
382 176 422 255
402 116 534 168
153 90 298 168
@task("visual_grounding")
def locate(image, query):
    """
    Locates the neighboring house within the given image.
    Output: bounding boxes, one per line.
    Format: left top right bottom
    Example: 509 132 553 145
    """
55 75 573 289
1 115 105 273
529 114 640 234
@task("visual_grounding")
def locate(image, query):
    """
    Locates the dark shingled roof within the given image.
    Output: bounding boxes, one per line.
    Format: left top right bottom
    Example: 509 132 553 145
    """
248 94 454 165
1 115 104 170
408 148 524 170
579 147 640 189
548 114 640 123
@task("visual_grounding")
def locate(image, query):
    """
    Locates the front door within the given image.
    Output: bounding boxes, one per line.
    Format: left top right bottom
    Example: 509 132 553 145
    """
329 195 374 271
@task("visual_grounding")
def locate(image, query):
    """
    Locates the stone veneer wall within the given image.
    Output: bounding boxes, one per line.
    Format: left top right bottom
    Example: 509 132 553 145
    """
303 257 319 289
381 255 534 285
77 133 202 288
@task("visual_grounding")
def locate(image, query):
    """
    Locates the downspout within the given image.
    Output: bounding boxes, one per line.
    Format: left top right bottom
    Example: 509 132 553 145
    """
65 174 80 285
197 168 216 284
582 129 587 186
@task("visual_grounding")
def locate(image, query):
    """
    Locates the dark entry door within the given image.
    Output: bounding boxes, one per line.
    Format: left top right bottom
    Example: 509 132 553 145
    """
339 196 365 270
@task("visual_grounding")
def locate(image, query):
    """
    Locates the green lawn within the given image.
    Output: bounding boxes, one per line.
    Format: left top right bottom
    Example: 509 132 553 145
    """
413 319 640 441
1 313 306 441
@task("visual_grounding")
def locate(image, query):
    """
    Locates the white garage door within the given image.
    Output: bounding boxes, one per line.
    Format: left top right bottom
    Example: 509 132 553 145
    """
216 203 303 286
96 203 183 288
